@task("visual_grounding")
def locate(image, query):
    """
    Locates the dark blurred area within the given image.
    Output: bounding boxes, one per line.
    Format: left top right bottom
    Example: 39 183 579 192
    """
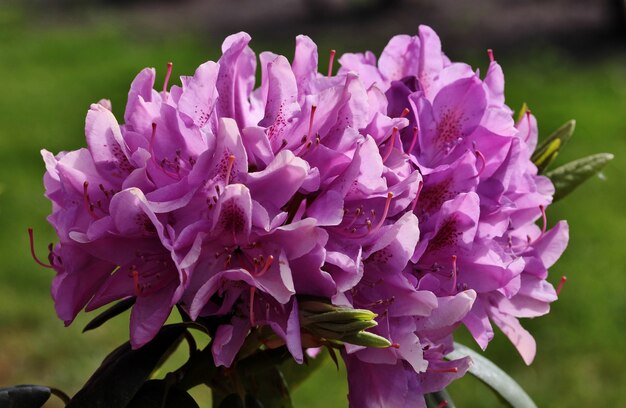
11 0 626 57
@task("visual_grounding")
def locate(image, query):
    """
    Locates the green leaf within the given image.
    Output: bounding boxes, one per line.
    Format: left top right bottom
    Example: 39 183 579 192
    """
83 297 136 332
239 366 292 408
531 120 576 173
280 350 328 390
217 394 244 408
127 380 199 408
0 385 50 408
425 389 456 408
67 324 188 408
447 342 537 408
546 153 614 201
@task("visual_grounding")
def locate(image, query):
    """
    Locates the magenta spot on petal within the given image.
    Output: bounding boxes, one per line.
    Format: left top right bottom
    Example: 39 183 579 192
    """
428 215 461 251
436 109 464 150
220 199 246 234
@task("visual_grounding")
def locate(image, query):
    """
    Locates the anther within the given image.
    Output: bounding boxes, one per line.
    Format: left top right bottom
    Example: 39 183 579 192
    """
225 155 236 185
327 49 336 77
399 107 410 118
382 127 399 163
28 228 53 268
556 276 567 296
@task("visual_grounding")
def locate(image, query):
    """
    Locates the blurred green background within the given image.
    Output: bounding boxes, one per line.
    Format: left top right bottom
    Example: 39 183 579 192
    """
0 1 624 407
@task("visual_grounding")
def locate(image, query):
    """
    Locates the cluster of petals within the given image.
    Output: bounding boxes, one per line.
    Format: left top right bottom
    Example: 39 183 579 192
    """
40 26 567 407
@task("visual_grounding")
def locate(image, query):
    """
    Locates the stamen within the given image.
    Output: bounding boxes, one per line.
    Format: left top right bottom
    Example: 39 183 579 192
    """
524 110 532 142
399 107 410 118
256 255 274 277
410 180 424 212
451 255 457 292
132 269 141 297
407 126 418 155
487 48 494 62
473 149 486 178
556 276 567 296
372 192 394 232
82 181 98 220
382 127 399 163
390 343 400 349
327 49 336 77
539 205 547 236
28 228 53 268
429 367 459 373
307 105 317 139
225 155 236 185
249 287 256 326
437 401 449 408
162 62 173 97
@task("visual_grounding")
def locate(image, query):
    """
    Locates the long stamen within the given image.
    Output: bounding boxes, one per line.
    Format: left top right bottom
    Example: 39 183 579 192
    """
256 255 274 277
556 276 567 296
410 180 424 212
249 287 256 326
407 126 418 155
225 155 236 185
399 107 410 118
162 62 173 98
132 269 141 297
429 367 459 373
308 105 317 139
382 127 399 163
451 255 458 292
473 149 486 178
487 49 494 62
327 49 336 77
372 192 394 232
524 110 532 142
539 205 547 236
28 228 53 268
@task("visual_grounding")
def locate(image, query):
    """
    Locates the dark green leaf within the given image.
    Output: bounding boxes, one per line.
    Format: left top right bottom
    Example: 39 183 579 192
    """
447 342 537 408
127 380 199 408
83 297 136 332
425 389 455 408
217 394 244 408
546 153 614 201
532 120 576 173
280 350 327 390
0 385 50 408
67 324 187 408
239 365 292 408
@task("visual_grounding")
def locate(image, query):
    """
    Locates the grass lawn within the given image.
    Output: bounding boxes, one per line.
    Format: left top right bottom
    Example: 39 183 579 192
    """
0 7 624 407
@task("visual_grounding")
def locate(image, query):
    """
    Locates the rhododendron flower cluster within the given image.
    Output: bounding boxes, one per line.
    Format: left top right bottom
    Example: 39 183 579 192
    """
39 26 568 407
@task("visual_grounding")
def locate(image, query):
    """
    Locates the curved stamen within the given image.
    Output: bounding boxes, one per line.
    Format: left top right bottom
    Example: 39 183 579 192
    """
256 255 274 277
162 62 173 98
132 269 141 297
524 110 532 142
487 48 494 62
399 107 410 118
225 155 236 185
327 49 336 77
407 126 419 155
556 276 567 296
473 149 486 178
539 204 547 236
411 180 424 213
307 105 317 140
28 228 53 268
382 127 399 163
451 255 458 292
249 286 256 326
370 192 394 234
